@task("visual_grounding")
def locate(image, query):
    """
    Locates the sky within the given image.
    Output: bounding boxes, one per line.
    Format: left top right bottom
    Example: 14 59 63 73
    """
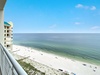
4 0 100 33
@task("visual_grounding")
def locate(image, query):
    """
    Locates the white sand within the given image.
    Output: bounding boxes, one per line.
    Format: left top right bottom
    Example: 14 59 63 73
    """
12 45 100 75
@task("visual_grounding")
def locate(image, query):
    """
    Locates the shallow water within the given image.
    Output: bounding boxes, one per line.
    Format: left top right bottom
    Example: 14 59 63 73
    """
13 33 100 65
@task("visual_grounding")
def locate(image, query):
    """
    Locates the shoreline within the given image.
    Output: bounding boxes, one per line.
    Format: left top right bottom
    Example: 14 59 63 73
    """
12 45 100 75
14 44 100 65
30 47 100 65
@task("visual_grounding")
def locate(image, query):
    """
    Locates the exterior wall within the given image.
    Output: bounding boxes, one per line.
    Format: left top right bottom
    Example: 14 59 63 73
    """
4 22 13 50
0 10 4 46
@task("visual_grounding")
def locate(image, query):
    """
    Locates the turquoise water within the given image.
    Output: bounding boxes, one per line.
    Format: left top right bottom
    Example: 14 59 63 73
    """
13 33 100 65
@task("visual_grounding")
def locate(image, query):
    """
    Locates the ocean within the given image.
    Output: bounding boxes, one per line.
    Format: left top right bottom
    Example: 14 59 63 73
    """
13 33 100 65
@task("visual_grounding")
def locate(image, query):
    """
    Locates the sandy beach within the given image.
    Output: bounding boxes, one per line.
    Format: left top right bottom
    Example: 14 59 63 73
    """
12 45 100 75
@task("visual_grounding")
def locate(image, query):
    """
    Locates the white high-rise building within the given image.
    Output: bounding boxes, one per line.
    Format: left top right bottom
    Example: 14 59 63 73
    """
4 21 13 50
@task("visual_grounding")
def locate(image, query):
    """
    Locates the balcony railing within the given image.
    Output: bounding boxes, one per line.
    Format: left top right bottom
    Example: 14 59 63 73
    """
0 44 27 75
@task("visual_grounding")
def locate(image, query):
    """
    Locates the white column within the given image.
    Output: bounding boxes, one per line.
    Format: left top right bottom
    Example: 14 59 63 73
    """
0 10 4 46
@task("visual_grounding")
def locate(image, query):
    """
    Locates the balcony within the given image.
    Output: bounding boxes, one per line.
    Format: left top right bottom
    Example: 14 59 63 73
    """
0 44 27 75
6 41 12 45
5 37 12 41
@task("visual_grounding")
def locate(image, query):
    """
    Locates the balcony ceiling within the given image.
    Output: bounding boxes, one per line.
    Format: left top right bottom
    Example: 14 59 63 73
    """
0 0 6 10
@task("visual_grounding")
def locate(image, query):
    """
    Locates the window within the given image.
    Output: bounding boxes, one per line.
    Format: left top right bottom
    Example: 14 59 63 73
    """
4 26 6 29
7 34 10 37
4 34 6 36
4 42 6 44
7 30 9 33
7 45 10 48
7 27 9 29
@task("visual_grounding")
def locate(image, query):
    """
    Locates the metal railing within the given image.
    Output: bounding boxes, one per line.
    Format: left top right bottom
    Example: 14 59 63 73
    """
0 44 27 75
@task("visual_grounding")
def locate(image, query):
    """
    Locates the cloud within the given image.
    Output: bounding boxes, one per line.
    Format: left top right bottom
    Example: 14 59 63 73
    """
75 4 83 8
91 26 100 30
75 4 96 10
49 24 57 28
75 22 80 25
90 6 96 10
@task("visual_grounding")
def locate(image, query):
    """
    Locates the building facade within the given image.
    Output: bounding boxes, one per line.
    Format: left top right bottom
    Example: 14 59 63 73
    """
4 21 13 50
